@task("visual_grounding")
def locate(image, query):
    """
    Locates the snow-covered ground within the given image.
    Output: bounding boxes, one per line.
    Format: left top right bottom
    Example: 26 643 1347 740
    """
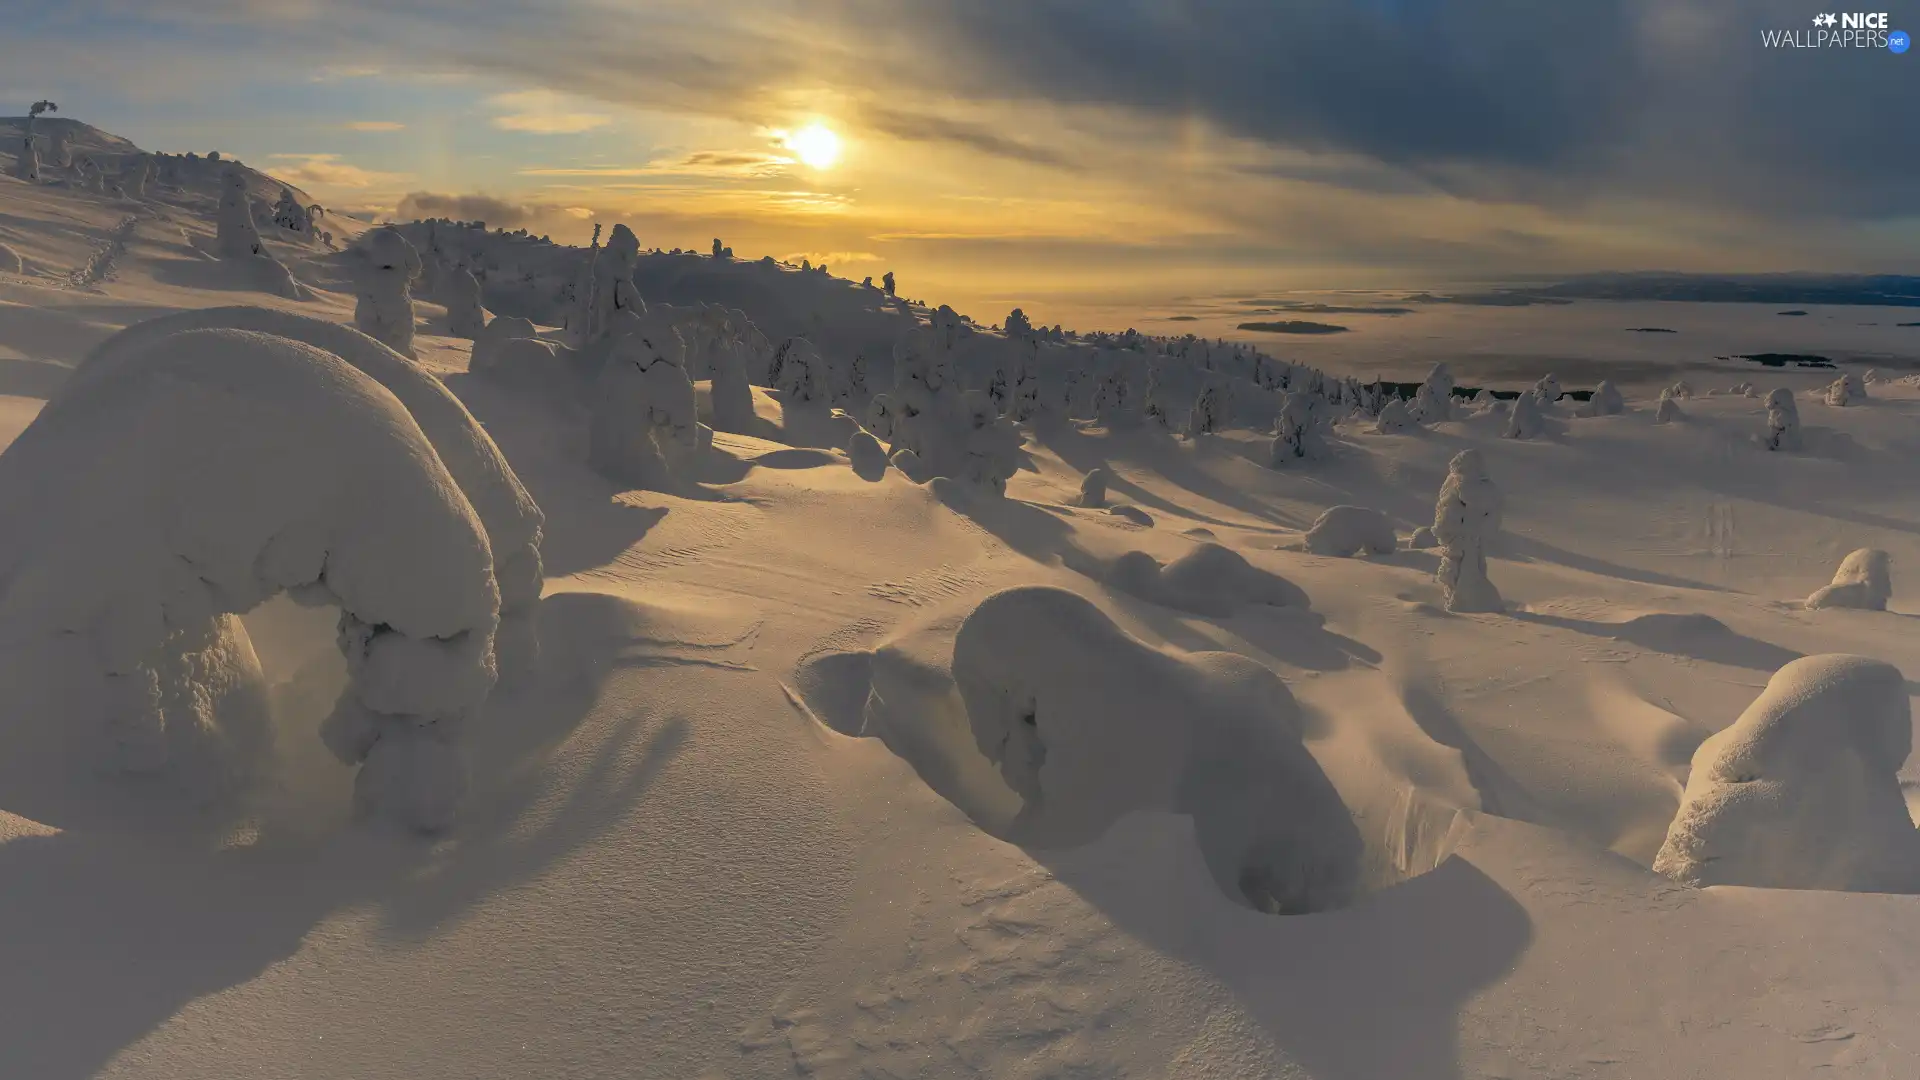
4 124 1920 1080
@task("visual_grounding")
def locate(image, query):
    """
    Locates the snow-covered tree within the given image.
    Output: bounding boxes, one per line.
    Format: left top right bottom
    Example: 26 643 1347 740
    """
1824 372 1866 406
959 390 1023 496
1373 397 1415 434
1142 361 1173 429
216 163 270 258
1667 380 1694 400
1186 375 1227 437
588 329 698 490
351 226 422 358
1762 387 1801 451
1654 388 1683 423
987 362 1009 416
1585 380 1625 416
1504 389 1544 439
1 325 511 832
1005 307 1033 340
708 337 757 434
1653 654 1920 892
882 270 896 296
770 336 822 402
445 265 487 339
586 223 646 344
1806 548 1892 611
123 153 151 198
1433 448 1503 613
1532 373 1563 408
1270 391 1324 465
272 187 309 233
12 100 54 182
1076 466 1111 508
866 393 898 440
1409 362 1455 424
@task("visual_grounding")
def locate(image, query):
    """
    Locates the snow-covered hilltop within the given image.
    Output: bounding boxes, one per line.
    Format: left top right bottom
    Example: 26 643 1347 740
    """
2 115 1920 1080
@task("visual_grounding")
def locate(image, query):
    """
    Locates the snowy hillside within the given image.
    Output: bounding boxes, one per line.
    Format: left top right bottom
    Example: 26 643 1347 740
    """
3 119 1920 1080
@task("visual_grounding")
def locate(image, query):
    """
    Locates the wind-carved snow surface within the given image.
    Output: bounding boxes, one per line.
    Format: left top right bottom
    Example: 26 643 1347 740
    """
1806 548 1892 611
1099 542 1310 618
0 329 501 833
1653 655 1920 892
945 587 1364 914
62 307 546 675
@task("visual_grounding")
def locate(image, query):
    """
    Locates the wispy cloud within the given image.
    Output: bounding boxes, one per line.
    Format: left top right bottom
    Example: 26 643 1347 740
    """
266 152 410 190
341 120 405 132
488 90 611 134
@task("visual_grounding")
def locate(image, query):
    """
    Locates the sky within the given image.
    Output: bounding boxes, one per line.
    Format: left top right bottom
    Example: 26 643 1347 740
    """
4 0 1913 325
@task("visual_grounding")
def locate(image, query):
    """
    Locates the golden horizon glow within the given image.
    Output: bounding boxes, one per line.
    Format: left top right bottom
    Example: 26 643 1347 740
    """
782 124 842 170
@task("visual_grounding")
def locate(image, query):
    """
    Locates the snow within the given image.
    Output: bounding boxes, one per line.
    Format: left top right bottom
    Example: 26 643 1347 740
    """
3 119 1920 1079
1304 505 1398 557
1653 655 1920 892
1806 548 1892 610
350 226 421 357
0 328 498 833
1503 387 1545 439
587 328 699 490
1433 449 1504 613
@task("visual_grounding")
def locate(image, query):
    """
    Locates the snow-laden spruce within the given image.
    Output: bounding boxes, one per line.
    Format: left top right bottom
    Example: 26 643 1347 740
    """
588 329 699 491
1373 397 1415 434
444 265 488 339
1584 380 1625 416
1186 374 1226 437
216 163 269 258
1532 373 1563 409
707 336 758 434
958 390 1023 496
0 328 504 833
11 99 53 182
586 224 646 345
469 315 540 374
65 306 547 674
1304 506 1398 557
1655 388 1683 423
350 226 422 358
1762 387 1801 451
1824 372 1866 407
1433 449 1503 613
947 586 1362 913
1653 655 1920 892
1270 390 1325 465
1503 388 1544 439
1805 548 1892 611
1409 363 1455 424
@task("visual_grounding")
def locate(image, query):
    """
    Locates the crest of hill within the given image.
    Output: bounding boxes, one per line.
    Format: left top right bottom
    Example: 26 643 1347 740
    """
1 116 321 209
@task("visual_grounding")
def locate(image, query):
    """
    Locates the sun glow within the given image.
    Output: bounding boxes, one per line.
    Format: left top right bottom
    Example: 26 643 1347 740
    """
782 124 842 170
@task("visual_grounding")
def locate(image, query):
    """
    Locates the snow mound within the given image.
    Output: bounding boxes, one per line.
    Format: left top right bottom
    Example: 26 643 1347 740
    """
1108 504 1153 527
1076 467 1111 508
1103 543 1309 617
847 428 889 480
949 586 1363 913
0 241 22 274
1653 655 1920 892
0 329 501 833
61 307 545 669
1503 391 1544 439
470 315 539 373
1304 505 1398 557
1806 548 1892 611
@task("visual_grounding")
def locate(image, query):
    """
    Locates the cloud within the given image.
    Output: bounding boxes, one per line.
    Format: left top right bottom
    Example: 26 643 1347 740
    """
265 153 409 190
779 250 882 267
342 120 405 132
855 105 1076 169
487 89 612 134
521 150 794 180
395 191 553 227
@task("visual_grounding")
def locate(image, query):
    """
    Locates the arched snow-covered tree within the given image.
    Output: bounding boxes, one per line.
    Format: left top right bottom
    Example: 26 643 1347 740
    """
1806 548 1892 611
0 326 509 832
589 330 699 490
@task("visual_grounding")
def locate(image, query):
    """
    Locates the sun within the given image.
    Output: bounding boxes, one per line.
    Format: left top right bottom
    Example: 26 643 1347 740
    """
783 124 842 170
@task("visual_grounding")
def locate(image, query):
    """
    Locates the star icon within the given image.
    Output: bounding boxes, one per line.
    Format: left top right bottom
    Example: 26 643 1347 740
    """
1820 13 1838 26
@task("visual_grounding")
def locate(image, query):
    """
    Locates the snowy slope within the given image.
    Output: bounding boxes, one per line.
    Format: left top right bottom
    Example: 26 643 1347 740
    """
2 123 1920 1080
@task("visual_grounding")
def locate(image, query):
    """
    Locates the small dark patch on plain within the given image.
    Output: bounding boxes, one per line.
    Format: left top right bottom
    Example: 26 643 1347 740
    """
1166 315 1199 321
1626 327 1676 333
1239 320 1349 335
1899 322 1920 327
1777 310 1809 316
1723 353 1836 369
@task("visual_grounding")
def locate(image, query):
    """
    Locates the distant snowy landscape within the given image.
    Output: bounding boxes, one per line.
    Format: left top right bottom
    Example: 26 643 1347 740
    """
4 113 1920 1080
